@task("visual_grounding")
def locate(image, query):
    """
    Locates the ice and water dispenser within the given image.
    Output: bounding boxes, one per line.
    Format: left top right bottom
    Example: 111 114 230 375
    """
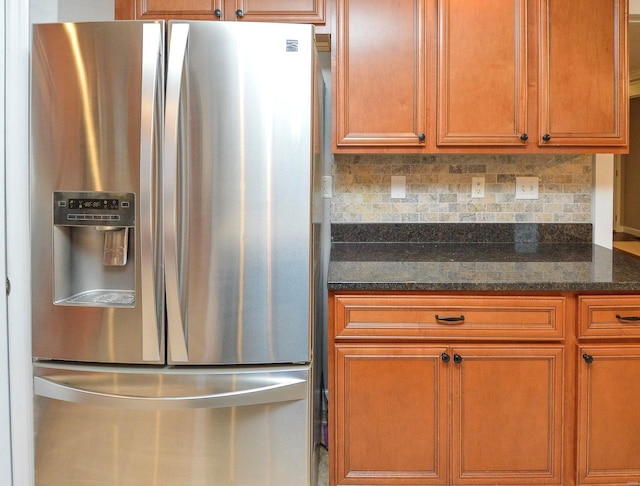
53 191 136 307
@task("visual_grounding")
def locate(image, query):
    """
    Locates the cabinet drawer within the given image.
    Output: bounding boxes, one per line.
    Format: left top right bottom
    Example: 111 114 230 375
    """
578 295 640 339
332 294 565 340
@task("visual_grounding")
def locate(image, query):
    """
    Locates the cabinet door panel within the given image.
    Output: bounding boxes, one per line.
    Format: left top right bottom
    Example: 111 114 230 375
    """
233 0 324 23
437 0 527 146
334 0 427 147
334 345 447 484
451 346 564 484
135 0 222 19
538 0 627 147
577 346 640 485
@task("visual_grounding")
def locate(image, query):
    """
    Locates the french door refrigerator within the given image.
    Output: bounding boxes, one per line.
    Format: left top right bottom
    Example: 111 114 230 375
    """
30 20 324 486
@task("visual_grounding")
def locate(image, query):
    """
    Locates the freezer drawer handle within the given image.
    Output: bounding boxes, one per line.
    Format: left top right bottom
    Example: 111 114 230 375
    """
34 375 307 410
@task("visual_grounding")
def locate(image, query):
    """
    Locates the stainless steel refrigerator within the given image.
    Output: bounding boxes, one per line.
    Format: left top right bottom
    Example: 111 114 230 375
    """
30 20 324 485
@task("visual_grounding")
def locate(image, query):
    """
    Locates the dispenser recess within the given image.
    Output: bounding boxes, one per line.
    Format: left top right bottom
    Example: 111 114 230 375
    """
52 191 136 307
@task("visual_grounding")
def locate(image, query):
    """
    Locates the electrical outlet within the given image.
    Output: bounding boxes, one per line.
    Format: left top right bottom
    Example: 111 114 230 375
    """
471 177 485 198
515 176 539 200
322 176 332 198
391 176 406 199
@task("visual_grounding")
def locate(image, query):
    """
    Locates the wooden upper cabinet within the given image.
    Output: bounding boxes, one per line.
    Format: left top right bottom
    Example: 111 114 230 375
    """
538 0 628 148
437 0 528 146
116 0 325 24
333 0 428 149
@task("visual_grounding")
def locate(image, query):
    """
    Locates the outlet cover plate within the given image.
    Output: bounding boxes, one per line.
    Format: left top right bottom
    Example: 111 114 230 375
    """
471 177 485 198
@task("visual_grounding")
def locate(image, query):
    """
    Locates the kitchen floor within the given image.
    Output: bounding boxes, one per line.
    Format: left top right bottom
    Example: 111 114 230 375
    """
317 446 328 485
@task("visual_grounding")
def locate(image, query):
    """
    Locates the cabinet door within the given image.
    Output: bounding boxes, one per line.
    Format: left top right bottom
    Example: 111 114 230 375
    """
437 0 528 146
115 0 324 23
451 346 564 485
115 0 224 20
229 0 324 23
538 0 627 148
577 346 640 485
333 345 447 485
334 0 428 149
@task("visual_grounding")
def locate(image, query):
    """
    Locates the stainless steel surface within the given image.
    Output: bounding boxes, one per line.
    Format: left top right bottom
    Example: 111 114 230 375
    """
164 22 190 363
164 21 317 365
31 20 324 485
31 22 165 364
33 363 314 485
139 22 165 362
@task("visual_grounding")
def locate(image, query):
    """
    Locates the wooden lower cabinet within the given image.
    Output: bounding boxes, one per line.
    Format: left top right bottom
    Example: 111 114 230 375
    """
334 345 448 484
333 343 564 485
577 346 640 485
330 292 640 485
451 346 564 485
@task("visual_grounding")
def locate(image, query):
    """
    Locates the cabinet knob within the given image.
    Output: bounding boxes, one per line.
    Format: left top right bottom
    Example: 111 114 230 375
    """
520 133 528 142
236 9 244 17
441 352 450 363
418 133 426 143
213 8 222 17
453 354 463 364
582 353 594 364
542 134 551 142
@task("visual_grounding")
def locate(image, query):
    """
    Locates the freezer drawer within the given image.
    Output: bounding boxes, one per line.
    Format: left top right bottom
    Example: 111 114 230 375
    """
33 363 314 486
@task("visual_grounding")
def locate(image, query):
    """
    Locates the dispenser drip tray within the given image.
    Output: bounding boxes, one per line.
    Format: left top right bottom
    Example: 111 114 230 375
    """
60 290 135 307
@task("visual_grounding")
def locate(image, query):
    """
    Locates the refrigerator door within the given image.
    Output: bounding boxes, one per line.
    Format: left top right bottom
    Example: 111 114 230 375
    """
164 22 317 365
30 22 165 364
33 363 313 485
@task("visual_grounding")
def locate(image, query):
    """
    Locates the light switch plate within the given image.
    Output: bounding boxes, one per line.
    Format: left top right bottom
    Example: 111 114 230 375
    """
515 177 539 200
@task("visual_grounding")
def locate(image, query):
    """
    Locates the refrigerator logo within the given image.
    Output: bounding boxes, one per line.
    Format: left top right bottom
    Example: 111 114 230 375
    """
286 40 299 52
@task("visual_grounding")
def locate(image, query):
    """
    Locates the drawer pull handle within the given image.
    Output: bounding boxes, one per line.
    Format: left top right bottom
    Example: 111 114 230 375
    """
615 314 640 322
435 314 465 323
582 353 594 364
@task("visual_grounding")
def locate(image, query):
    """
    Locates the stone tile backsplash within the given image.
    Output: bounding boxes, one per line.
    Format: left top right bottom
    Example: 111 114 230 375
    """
331 154 593 223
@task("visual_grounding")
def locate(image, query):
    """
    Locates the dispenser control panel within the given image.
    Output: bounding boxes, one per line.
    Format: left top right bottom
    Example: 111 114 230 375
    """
53 191 135 227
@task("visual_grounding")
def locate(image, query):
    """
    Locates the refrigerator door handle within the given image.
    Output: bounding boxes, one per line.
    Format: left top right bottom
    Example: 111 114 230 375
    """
164 23 190 362
139 23 163 362
33 375 307 410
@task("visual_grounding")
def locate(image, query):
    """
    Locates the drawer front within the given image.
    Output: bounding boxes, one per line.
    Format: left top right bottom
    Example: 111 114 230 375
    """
332 294 566 340
578 295 640 339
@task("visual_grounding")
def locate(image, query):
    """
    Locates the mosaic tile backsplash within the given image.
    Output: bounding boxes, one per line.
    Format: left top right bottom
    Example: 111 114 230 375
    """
331 154 593 223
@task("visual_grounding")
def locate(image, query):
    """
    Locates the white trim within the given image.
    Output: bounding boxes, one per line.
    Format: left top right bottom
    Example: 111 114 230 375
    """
0 2 13 485
619 226 640 238
5 0 34 485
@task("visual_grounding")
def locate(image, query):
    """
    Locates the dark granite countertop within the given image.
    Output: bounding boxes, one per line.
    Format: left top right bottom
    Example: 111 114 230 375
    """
328 224 640 292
